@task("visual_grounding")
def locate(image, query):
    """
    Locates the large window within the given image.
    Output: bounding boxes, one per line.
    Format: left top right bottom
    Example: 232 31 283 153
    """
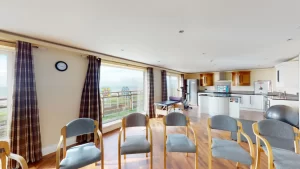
100 64 145 124
0 49 14 139
167 74 181 98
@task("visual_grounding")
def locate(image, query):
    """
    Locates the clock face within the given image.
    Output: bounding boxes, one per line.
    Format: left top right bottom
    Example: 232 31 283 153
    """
55 61 68 71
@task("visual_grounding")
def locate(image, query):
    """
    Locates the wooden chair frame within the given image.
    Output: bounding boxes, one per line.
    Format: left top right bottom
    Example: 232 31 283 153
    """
0 141 28 169
163 116 198 169
118 115 153 169
56 120 104 169
207 119 255 169
252 122 300 169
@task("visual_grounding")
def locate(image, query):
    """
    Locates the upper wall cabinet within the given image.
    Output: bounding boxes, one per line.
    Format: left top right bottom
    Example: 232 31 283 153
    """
275 61 299 90
200 73 214 86
232 71 251 86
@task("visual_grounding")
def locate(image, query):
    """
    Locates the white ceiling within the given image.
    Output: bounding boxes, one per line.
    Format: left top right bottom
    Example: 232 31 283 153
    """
1 0 300 72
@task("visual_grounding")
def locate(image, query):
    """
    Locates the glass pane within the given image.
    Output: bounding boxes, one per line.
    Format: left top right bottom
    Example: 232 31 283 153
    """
167 75 179 98
100 65 145 124
0 54 7 139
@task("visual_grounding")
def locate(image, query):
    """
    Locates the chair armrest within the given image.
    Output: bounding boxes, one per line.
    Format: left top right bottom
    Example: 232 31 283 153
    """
8 153 28 169
187 123 197 145
97 129 104 157
253 123 274 166
240 131 255 158
118 127 123 149
56 135 63 169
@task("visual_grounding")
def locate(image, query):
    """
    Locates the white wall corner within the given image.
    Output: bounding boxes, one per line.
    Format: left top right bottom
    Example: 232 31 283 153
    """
42 137 76 156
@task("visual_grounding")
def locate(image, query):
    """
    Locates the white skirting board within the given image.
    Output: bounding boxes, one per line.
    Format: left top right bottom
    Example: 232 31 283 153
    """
42 121 122 156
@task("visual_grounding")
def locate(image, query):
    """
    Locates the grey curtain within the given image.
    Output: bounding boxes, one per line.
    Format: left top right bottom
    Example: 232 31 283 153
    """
161 70 168 101
10 41 42 168
77 56 102 143
147 67 155 118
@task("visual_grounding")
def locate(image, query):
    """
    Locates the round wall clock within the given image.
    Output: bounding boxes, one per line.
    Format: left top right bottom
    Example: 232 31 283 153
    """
55 61 68 71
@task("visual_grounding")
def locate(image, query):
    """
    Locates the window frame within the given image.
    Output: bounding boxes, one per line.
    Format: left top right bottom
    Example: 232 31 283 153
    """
100 62 147 124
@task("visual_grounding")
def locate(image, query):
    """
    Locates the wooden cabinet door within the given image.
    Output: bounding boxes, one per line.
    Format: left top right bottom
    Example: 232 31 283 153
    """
238 71 251 86
200 73 214 86
232 72 237 86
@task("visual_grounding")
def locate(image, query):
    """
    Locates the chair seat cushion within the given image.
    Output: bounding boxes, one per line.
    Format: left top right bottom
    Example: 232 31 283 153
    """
211 138 252 165
60 142 101 169
121 135 150 155
262 147 300 169
166 134 196 153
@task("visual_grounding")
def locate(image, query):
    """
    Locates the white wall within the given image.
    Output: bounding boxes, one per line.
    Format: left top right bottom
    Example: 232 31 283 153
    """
33 48 87 154
32 47 164 155
153 68 162 102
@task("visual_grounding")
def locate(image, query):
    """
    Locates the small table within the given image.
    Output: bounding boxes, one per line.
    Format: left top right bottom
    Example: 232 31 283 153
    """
154 100 181 117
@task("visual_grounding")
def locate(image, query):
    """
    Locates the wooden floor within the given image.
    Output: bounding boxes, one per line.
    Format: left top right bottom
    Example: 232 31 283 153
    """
29 108 268 169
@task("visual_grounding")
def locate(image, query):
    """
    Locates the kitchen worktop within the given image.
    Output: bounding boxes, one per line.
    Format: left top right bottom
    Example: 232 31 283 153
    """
198 93 242 98
198 90 278 96
198 91 299 101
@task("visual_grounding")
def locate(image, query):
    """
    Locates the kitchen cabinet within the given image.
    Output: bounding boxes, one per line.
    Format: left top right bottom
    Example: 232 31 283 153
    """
232 71 251 86
208 97 229 116
275 61 299 90
198 95 209 113
200 73 214 86
235 94 264 111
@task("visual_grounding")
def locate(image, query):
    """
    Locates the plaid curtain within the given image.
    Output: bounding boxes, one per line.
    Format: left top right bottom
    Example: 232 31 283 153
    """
77 56 102 143
10 41 42 168
147 67 155 118
161 70 168 101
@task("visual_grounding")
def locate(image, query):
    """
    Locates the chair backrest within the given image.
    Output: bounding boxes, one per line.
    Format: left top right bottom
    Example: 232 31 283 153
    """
210 115 238 132
65 118 95 138
257 119 296 151
165 112 187 126
124 113 147 127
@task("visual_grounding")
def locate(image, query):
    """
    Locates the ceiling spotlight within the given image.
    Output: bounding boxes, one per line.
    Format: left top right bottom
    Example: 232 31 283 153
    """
202 53 206 55
179 30 184 33
210 59 213 63
121 49 124 51
287 38 293 42
157 61 160 62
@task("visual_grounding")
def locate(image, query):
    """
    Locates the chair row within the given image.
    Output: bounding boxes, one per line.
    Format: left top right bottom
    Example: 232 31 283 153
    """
55 112 197 169
208 115 300 169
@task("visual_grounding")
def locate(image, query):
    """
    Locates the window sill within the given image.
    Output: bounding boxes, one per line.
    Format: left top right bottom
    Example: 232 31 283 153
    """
102 120 122 134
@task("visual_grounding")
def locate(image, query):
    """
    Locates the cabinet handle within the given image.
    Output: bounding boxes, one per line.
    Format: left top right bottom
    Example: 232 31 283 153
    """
204 77 206 84
250 96 252 105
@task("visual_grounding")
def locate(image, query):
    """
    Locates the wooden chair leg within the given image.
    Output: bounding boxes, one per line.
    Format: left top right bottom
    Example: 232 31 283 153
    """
186 153 188 157
150 150 153 169
208 149 212 169
1 155 7 169
101 153 104 169
236 162 240 168
195 147 198 169
164 147 167 169
118 150 121 169
124 154 126 160
255 147 261 169
146 153 148 157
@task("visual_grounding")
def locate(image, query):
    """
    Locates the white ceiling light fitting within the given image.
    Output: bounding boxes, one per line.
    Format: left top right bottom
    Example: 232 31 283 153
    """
179 30 184 33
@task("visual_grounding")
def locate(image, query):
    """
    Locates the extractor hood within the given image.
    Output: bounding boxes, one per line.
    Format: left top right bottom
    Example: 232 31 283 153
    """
216 72 229 81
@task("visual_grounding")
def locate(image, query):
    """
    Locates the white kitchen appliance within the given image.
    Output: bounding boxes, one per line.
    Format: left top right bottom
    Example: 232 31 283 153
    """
254 80 272 95
187 79 198 105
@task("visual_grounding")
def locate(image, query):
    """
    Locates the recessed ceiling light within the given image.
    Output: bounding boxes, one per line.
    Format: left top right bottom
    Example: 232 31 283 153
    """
210 59 213 63
121 49 124 51
202 53 206 55
287 38 293 42
179 30 184 33
157 61 160 62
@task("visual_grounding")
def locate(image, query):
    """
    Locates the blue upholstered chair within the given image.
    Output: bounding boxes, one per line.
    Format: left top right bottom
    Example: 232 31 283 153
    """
118 113 153 169
56 118 104 169
163 112 198 169
207 115 255 169
253 119 300 169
